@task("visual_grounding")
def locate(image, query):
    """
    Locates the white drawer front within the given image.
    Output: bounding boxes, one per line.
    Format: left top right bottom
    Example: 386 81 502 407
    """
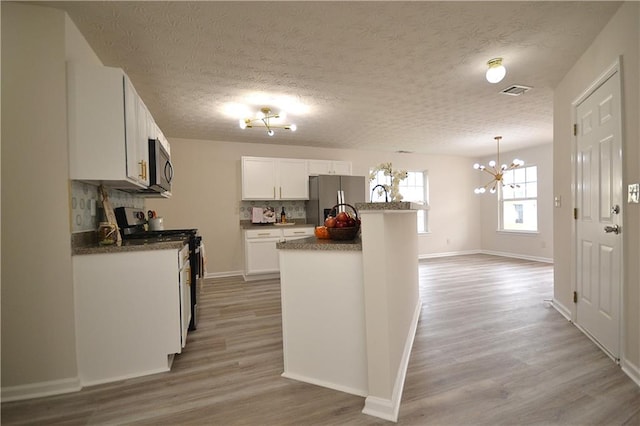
282 227 314 238
245 228 282 239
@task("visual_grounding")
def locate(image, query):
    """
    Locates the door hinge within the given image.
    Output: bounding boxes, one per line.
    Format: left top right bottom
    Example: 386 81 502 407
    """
573 123 578 136
574 208 578 220
573 291 578 304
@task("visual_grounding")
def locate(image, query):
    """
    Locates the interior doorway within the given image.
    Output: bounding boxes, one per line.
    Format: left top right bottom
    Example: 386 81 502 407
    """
573 59 624 361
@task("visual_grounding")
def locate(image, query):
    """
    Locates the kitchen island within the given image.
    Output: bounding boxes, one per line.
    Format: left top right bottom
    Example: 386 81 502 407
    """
277 202 423 422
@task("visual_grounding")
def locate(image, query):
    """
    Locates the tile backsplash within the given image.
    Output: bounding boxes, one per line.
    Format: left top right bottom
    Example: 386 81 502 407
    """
239 200 306 221
71 181 145 232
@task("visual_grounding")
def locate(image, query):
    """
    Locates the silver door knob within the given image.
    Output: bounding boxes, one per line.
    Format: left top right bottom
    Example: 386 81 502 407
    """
604 224 620 234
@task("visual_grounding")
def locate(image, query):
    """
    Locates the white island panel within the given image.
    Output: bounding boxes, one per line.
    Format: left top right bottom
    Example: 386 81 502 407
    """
279 249 368 396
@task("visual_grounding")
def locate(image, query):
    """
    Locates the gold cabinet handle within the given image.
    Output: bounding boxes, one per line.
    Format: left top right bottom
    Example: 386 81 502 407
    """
138 160 145 180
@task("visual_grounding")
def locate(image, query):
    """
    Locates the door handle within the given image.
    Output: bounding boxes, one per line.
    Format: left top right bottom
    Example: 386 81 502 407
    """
604 224 620 234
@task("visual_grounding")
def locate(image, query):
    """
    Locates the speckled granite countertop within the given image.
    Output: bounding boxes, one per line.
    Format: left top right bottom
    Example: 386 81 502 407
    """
355 201 427 211
240 221 315 230
276 236 362 251
72 234 187 256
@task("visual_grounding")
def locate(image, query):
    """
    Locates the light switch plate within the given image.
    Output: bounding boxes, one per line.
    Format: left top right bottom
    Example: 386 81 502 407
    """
628 183 639 204
554 196 561 208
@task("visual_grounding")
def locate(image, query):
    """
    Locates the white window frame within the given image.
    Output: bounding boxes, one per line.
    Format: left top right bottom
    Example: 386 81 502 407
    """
499 164 538 233
369 168 430 233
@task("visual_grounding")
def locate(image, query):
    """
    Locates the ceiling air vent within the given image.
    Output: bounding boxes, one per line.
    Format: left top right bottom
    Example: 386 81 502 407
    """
500 84 532 96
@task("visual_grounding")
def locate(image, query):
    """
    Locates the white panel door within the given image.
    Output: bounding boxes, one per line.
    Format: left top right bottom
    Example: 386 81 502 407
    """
575 70 622 359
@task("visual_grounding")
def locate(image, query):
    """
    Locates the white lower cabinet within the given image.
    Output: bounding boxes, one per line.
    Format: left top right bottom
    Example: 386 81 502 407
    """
243 227 314 280
73 246 187 386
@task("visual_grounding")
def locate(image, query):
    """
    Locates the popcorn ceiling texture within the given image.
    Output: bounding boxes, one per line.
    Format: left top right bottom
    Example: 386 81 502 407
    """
52 1 621 157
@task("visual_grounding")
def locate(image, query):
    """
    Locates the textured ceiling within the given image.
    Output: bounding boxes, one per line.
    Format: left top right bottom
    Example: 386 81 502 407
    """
45 1 621 157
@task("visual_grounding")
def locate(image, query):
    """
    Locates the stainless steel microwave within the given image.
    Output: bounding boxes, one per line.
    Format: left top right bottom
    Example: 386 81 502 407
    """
148 139 173 193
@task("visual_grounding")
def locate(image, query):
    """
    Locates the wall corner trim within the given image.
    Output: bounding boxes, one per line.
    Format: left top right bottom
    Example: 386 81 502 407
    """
362 299 422 423
551 299 572 321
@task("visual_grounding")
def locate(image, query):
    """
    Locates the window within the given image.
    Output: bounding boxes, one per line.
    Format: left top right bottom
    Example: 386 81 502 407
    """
369 169 429 233
501 165 537 232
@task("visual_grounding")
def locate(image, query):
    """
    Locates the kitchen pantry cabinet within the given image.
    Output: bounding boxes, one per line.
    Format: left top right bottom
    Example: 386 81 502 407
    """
73 246 188 385
307 160 352 176
68 63 160 190
241 157 309 200
243 226 314 280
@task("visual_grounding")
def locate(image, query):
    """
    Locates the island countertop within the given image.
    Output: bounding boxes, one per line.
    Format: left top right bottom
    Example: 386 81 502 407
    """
276 236 362 251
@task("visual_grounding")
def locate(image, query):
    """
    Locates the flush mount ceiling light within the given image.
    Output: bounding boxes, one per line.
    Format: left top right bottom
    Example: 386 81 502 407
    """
238 107 297 136
473 136 524 194
485 57 506 84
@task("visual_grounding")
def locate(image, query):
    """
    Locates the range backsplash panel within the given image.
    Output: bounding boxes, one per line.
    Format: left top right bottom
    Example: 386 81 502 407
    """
71 181 145 232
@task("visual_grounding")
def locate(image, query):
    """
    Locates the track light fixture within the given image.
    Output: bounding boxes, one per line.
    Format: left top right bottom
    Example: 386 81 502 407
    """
473 136 524 194
486 57 506 84
239 107 297 136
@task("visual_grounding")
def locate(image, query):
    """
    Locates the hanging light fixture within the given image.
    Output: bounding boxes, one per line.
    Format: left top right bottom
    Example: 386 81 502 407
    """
239 107 297 136
473 136 524 194
485 57 506 83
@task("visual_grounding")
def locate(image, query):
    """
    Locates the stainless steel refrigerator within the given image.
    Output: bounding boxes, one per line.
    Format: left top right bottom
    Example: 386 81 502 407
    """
306 175 366 226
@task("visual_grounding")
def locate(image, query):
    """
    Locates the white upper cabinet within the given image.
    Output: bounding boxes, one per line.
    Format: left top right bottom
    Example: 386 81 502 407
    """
67 63 157 189
278 159 309 199
307 159 352 176
241 157 309 200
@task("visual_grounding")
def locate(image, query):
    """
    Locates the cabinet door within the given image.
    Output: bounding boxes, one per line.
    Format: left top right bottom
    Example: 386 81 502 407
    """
307 160 333 176
278 159 309 199
242 157 277 200
332 161 352 176
245 237 281 274
136 99 151 186
124 77 142 184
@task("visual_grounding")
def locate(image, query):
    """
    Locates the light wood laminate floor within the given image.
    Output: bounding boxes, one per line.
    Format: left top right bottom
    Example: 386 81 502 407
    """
3 254 639 425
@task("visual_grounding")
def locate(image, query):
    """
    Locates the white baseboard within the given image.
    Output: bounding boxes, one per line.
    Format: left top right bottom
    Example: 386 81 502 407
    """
281 371 367 397
362 299 422 423
551 298 572 321
419 249 480 260
1 377 82 402
480 250 553 264
204 270 243 279
621 358 640 388
242 272 280 281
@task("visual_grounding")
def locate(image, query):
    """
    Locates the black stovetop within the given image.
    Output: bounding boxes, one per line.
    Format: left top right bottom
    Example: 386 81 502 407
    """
122 228 199 242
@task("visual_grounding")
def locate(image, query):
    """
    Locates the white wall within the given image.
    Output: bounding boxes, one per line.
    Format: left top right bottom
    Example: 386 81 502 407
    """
553 2 639 372
1 2 105 398
1 3 77 390
475 143 554 262
146 138 483 275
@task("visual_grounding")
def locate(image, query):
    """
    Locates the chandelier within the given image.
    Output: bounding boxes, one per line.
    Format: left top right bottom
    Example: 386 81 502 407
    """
239 107 297 136
473 136 524 194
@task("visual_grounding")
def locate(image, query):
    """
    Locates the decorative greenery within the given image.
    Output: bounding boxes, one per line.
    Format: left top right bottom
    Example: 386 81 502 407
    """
369 162 408 202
